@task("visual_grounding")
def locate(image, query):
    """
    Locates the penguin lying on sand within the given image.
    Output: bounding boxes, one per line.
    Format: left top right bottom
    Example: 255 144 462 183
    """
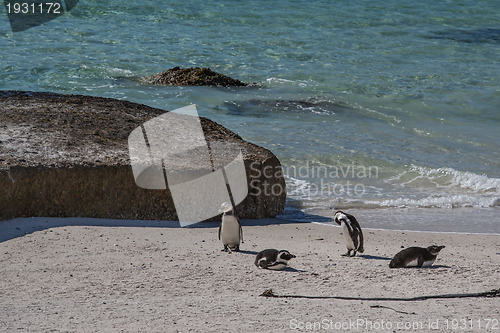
218 202 243 253
389 245 445 268
334 211 364 257
255 249 296 270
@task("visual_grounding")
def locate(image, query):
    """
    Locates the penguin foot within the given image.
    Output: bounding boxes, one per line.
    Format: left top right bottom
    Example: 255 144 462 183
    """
221 246 229 252
342 250 357 257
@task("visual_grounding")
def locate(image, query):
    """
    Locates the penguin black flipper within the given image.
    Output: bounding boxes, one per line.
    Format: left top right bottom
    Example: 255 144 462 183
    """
347 213 364 253
256 258 269 269
352 228 360 252
218 222 222 240
356 225 364 253
237 216 244 243
417 256 425 268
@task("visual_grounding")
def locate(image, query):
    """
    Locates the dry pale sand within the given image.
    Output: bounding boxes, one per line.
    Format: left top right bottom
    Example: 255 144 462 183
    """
1 219 499 332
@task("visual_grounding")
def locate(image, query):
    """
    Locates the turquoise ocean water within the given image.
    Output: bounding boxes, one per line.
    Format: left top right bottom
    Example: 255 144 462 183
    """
1 0 499 232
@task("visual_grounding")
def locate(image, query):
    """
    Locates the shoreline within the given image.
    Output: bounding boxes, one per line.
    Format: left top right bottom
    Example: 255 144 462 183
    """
313 222 500 236
290 207 500 235
1 219 499 332
1 205 500 244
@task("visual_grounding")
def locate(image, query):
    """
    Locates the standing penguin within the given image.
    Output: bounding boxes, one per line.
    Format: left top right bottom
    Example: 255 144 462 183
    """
255 249 296 270
389 245 445 268
218 202 243 253
334 210 364 257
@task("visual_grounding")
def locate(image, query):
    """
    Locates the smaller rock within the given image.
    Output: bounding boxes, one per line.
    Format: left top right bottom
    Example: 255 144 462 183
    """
145 67 247 87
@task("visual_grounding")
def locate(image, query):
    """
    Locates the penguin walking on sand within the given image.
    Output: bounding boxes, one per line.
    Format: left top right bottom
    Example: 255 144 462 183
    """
218 202 243 253
389 245 445 268
255 249 296 270
334 210 364 257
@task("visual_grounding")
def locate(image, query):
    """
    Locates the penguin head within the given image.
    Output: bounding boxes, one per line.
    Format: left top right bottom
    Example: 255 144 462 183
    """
427 245 445 254
277 250 296 262
334 211 348 226
219 202 234 214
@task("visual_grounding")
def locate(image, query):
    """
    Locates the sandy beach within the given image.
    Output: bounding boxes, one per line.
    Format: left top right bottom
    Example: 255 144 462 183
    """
1 218 499 332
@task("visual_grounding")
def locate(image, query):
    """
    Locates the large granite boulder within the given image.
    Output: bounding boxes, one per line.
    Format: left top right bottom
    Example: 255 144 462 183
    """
0 91 285 221
145 67 247 87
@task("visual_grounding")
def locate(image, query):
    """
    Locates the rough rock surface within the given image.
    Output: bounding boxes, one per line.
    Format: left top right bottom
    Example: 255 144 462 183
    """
0 91 285 221
145 67 247 87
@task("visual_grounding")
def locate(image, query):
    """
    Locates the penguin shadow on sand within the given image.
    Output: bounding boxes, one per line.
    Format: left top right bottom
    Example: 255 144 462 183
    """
256 264 307 273
282 266 307 273
424 264 451 269
357 254 392 261
236 249 259 256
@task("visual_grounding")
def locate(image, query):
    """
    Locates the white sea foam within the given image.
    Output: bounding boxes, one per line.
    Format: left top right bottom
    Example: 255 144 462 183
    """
265 77 311 87
286 176 315 200
365 194 498 209
352 165 500 209
106 67 134 76
284 163 500 209
389 165 500 193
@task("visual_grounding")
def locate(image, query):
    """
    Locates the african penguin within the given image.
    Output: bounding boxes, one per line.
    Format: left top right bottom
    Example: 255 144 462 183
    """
334 210 364 257
218 202 243 253
389 245 445 268
255 249 296 271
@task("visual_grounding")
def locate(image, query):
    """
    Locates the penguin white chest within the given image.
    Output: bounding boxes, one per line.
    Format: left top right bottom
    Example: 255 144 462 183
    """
221 216 240 246
266 262 287 271
406 258 435 267
406 258 419 267
421 259 436 267
341 222 355 250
